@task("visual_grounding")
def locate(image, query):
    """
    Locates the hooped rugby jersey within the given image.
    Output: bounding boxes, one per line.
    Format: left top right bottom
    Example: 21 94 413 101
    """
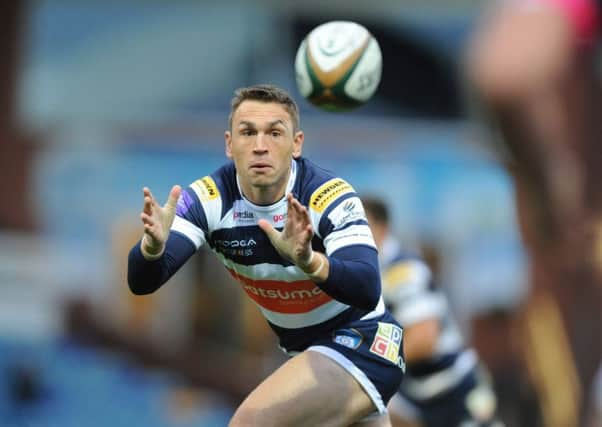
379 235 477 402
172 157 385 347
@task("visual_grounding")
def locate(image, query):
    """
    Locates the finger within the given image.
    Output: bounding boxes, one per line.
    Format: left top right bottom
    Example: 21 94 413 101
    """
305 223 313 237
287 193 306 225
257 218 281 243
290 197 310 226
140 212 155 226
165 185 182 211
143 187 159 214
290 195 306 217
144 187 156 201
146 187 162 210
143 187 151 212
143 196 153 215
286 193 297 219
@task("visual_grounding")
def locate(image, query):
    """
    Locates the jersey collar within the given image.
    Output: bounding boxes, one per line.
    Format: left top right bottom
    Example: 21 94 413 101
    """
236 159 298 211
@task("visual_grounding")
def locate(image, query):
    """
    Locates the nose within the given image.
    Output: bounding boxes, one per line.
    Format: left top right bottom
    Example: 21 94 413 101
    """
253 132 268 152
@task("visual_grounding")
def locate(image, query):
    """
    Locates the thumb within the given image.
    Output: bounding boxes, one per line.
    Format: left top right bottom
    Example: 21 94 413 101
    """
257 218 280 243
164 185 182 212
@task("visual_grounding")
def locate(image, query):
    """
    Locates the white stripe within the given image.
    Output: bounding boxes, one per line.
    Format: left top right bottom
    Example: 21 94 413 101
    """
172 216 205 248
258 300 350 328
219 203 289 229
326 196 366 229
308 345 386 414
401 349 478 400
215 252 310 281
324 224 377 255
394 294 446 326
214 253 352 328
309 204 324 239
436 321 464 355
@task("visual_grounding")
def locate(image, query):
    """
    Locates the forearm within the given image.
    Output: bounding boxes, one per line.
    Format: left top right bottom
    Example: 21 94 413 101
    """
307 246 381 311
127 232 196 295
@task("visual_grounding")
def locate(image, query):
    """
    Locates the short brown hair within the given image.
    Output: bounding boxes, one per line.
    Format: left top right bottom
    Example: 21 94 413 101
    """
228 84 300 132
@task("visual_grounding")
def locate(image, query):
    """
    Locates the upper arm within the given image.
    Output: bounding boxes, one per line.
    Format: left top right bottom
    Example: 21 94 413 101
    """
383 259 446 326
172 176 222 249
307 178 376 254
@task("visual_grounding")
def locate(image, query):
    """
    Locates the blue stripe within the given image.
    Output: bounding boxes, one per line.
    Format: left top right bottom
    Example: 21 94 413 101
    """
208 226 294 267
269 306 369 351
407 352 460 377
211 162 238 221
331 219 369 232
318 192 359 237
330 244 377 259
177 186 208 233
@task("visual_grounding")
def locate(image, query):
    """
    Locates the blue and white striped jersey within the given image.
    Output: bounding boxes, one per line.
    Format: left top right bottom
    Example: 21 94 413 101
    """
379 235 477 402
170 157 385 351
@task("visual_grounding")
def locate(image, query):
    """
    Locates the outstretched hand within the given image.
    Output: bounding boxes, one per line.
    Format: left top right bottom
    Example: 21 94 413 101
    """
140 185 182 257
258 193 314 269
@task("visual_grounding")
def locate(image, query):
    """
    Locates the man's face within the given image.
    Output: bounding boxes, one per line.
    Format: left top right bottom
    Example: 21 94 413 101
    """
225 100 303 195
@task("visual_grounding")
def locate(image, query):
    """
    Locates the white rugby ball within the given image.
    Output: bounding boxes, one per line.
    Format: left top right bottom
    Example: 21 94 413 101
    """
295 21 382 112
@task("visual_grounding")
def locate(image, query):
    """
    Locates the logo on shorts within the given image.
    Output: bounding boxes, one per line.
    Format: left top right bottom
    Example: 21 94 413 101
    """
332 328 363 350
370 322 403 367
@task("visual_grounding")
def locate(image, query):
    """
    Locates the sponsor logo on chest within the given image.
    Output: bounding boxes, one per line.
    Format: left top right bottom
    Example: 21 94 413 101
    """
214 238 257 256
233 210 255 224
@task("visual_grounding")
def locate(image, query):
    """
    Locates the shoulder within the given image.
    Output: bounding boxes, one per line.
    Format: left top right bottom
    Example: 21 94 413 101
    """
179 162 239 227
382 253 432 295
295 158 356 214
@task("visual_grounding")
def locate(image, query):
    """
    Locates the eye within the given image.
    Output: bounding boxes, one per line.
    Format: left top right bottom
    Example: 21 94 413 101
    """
270 130 282 138
240 129 255 136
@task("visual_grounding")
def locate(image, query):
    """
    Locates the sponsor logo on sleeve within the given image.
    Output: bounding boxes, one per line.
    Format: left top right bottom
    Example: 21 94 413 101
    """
332 328 364 350
176 190 195 216
193 176 219 201
328 198 366 229
310 178 354 213
370 322 404 370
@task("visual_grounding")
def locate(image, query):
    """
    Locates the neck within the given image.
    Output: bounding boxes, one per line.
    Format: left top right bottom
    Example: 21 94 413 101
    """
240 166 291 206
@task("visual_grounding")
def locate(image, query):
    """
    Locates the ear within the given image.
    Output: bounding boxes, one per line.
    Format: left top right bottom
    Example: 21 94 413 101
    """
292 131 304 159
225 130 233 159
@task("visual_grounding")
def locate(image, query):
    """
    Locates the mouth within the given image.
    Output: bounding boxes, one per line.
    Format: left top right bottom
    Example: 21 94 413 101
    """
249 163 272 172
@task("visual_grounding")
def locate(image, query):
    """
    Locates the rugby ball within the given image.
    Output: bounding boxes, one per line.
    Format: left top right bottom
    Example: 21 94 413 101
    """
295 21 382 111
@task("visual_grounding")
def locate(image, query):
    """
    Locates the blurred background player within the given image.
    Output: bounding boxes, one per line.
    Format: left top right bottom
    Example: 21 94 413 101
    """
466 0 602 424
362 197 502 427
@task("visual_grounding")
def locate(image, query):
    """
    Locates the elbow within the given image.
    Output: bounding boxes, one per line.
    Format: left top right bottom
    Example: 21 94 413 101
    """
356 295 379 312
128 282 154 296
127 271 158 295
127 280 153 296
362 290 380 312
359 266 381 311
